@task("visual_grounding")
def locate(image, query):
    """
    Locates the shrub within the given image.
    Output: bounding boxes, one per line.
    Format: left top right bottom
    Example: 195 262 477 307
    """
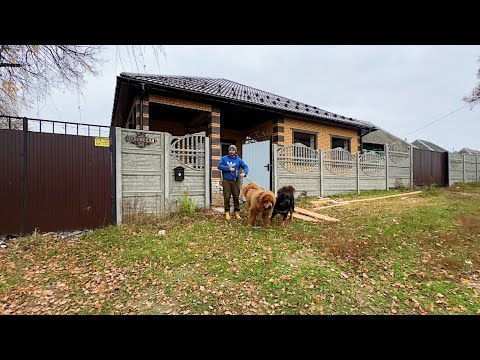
178 191 196 215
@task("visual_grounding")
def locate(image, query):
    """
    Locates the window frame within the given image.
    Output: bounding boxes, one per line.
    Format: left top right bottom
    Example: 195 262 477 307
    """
330 135 351 152
291 128 318 150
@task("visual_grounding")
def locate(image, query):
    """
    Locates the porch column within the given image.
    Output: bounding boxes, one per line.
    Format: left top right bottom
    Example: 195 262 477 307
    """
272 116 284 145
357 129 362 153
135 94 150 131
208 107 222 206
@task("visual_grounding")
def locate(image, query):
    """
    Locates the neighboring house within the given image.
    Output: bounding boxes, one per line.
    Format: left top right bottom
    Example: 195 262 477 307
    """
458 148 480 156
412 139 448 152
362 128 412 153
111 73 378 200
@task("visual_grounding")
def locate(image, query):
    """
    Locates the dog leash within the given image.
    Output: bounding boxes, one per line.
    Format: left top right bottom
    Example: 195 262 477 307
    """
241 176 266 191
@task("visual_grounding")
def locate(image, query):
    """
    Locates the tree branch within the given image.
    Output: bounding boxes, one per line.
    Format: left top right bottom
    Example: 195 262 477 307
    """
0 63 21 67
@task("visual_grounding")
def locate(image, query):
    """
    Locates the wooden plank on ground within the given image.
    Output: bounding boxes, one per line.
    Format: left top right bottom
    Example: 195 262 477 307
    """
294 207 340 222
292 213 320 223
341 191 422 204
310 198 333 206
313 191 422 209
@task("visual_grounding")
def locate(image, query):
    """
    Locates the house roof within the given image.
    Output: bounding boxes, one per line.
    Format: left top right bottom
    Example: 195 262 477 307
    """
111 73 377 131
458 148 480 155
412 139 448 152
362 128 411 147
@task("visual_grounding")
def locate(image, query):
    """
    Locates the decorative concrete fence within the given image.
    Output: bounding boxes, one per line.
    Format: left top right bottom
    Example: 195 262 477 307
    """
273 143 412 197
449 153 479 185
114 128 209 222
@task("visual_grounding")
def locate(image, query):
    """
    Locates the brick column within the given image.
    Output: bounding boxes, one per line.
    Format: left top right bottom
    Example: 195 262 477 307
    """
135 94 150 131
272 116 284 145
357 129 362 153
208 107 222 206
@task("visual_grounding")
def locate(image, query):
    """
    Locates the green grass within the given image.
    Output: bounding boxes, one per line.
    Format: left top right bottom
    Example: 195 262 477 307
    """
1 184 479 314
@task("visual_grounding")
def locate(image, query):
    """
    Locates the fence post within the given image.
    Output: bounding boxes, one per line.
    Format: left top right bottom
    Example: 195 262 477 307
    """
110 126 117 225
272 144 278 194
115 127 123 224
447 152 452 187
164 133 171 213
475 154 478 183
410 145 414 187
23 117 29 234
463 153 466 183
319 149 324 197
205 137 210 208
356 152 360 194
385 144 389 191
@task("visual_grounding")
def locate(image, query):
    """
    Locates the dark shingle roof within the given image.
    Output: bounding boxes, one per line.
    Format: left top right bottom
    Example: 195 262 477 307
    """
412 139 448 152
115 73 376 130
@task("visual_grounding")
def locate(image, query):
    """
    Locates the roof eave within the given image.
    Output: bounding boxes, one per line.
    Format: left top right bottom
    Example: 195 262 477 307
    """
122 77 375 131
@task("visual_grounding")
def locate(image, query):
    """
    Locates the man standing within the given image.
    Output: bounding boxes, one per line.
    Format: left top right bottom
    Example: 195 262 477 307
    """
217 145 249 220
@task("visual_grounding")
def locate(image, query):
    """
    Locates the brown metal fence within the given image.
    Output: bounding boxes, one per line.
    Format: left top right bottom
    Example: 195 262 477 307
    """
413 148 448 186
0 116 113 235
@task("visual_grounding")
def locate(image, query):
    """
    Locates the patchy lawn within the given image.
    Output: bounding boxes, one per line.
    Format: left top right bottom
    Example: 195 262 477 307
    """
1 183 480 315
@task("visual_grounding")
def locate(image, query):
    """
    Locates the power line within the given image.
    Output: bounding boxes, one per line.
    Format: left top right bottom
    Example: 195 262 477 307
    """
402 103 470 138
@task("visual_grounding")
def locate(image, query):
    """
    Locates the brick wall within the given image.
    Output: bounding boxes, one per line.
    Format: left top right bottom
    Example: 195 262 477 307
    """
149 94 212 112
284 118 360 152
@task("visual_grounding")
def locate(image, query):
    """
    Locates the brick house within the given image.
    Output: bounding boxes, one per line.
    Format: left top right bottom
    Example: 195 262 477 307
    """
111 73 377 204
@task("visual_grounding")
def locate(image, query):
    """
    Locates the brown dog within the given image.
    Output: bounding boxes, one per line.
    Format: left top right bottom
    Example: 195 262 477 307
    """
242 182 276 227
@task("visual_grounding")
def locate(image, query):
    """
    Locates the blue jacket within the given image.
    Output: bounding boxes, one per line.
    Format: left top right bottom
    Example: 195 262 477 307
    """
217 154 249 181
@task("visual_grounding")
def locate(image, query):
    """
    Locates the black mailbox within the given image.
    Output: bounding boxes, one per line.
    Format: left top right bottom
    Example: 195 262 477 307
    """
174 166 185 181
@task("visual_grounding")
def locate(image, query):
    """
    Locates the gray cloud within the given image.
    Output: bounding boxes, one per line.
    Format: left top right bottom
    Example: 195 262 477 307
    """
26 45 480 152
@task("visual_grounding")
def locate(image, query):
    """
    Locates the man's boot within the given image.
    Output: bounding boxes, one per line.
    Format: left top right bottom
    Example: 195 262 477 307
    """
225 212 231 221
234 211 241 220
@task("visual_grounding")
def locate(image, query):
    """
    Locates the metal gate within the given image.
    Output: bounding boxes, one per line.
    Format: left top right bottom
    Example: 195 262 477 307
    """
0 116 113 235
241 139 271 190
413 148 448 186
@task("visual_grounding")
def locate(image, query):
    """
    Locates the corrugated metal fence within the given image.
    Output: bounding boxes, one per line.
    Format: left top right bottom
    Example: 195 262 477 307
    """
413 148 448 186
0 116 112 235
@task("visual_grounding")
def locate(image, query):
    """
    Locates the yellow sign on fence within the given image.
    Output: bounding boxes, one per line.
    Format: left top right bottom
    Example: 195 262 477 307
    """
95 137 110 147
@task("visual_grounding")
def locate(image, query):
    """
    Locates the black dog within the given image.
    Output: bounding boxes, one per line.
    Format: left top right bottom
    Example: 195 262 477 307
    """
271 186 295 227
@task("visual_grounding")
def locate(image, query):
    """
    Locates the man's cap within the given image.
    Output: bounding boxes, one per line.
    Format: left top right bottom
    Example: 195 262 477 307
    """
228 145 237 151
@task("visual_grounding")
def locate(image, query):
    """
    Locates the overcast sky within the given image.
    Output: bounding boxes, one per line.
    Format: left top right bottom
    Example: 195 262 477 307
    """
25 45 480 152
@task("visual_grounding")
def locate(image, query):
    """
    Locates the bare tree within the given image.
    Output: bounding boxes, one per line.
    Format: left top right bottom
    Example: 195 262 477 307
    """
464 57 480 107
0 45 165 118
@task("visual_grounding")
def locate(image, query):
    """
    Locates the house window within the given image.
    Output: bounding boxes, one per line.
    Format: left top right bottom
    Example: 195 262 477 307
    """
331 136 351 152
293 130 317 149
